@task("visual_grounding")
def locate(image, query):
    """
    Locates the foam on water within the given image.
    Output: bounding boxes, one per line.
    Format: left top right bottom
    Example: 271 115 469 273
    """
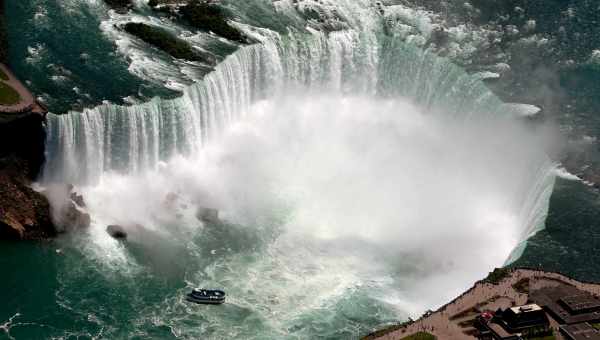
50 91 555 338
41 0 557 338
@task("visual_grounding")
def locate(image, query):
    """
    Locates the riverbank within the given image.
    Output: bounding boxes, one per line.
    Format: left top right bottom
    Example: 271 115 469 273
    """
0 63 48 118
363 268 600 339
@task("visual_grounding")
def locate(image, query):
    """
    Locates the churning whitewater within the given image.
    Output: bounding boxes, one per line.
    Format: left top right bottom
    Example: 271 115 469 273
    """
40 1 556 339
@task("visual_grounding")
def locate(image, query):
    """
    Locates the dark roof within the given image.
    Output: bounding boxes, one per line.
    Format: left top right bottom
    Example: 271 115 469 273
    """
497 305 549 331
531 285 600 324
561 294 600 313
560 323 600 340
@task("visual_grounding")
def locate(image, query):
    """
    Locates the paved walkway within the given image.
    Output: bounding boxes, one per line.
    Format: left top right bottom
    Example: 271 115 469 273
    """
0 63 45 115
370 269 600 340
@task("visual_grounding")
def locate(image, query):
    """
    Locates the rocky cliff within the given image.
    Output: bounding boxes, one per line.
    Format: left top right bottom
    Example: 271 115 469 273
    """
0 113 55 239
0 157 54 239
0 0 7 63
0 0 89 239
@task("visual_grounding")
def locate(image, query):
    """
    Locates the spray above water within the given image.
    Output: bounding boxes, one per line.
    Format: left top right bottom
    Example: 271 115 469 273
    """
41 10 556 337
56 91 553 321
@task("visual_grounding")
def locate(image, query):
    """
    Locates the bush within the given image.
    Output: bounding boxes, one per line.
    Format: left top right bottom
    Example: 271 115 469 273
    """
483 268 511 285
123 22 210 63
180 0 246 43
401 332 436 340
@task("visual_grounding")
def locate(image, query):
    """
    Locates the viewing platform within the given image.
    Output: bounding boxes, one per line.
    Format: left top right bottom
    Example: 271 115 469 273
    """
0 63 47 118
364 268 600 340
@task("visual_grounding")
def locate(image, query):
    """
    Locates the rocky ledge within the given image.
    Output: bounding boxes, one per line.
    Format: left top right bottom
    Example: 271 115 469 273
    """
0 157 54 239
0 113 90 240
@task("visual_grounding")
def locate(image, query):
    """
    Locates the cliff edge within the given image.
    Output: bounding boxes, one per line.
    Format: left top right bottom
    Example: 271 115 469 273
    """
0 1 56 239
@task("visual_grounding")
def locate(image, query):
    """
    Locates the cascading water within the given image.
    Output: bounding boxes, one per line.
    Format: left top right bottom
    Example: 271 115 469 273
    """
39 1 556 339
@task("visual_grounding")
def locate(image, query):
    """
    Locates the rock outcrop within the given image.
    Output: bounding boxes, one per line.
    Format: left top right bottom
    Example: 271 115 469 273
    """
196 206 219 224
44 184 91 233
0 112 46 180
0 111 55 239
0 157 54 239
106 225 128 239
148 0 247 44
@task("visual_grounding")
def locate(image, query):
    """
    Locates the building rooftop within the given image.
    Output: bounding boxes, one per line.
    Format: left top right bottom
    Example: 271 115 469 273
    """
561 294 600 313
531 285 600 324
510 304 543 314
560 323 600 340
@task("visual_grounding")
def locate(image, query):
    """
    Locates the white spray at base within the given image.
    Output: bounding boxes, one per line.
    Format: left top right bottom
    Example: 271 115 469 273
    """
42 8 556 333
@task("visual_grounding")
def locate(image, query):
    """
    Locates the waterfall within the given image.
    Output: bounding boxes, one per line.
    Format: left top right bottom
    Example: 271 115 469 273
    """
43 1 556 281
45 30 552 176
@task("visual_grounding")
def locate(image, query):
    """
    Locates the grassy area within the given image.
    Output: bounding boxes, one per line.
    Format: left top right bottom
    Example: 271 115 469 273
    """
0 68 8 81
0 82 21 105
400 332 436 340
123 22 211 63
512 278 530 293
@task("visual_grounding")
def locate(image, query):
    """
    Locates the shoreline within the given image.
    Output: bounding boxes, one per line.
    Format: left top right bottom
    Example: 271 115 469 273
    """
0 63 47 118
363 267 600 339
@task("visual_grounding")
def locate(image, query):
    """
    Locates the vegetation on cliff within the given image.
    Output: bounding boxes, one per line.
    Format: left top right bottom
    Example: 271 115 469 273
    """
400 333 436 340
0 114 53 239
483 267 511 284
123 22 213 63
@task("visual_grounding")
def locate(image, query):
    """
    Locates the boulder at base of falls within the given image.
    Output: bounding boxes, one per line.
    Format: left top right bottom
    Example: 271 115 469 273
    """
106 225 128 239
45 184 91 233
70 191 86 208
61 201 91 230
103 0 133 14
196 207 219 224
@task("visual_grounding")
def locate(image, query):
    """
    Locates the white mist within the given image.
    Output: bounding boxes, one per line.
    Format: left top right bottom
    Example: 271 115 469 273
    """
73 92 554 317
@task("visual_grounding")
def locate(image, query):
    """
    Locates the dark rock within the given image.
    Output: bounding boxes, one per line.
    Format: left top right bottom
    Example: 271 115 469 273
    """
45 184 91 233
62 201 91 230
122 22 216 64
70 192 86 207
107 225 128 239
0 113 47 180
0 157 55 239
196 206 219 223
103 0 133 13
180 1 247 43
